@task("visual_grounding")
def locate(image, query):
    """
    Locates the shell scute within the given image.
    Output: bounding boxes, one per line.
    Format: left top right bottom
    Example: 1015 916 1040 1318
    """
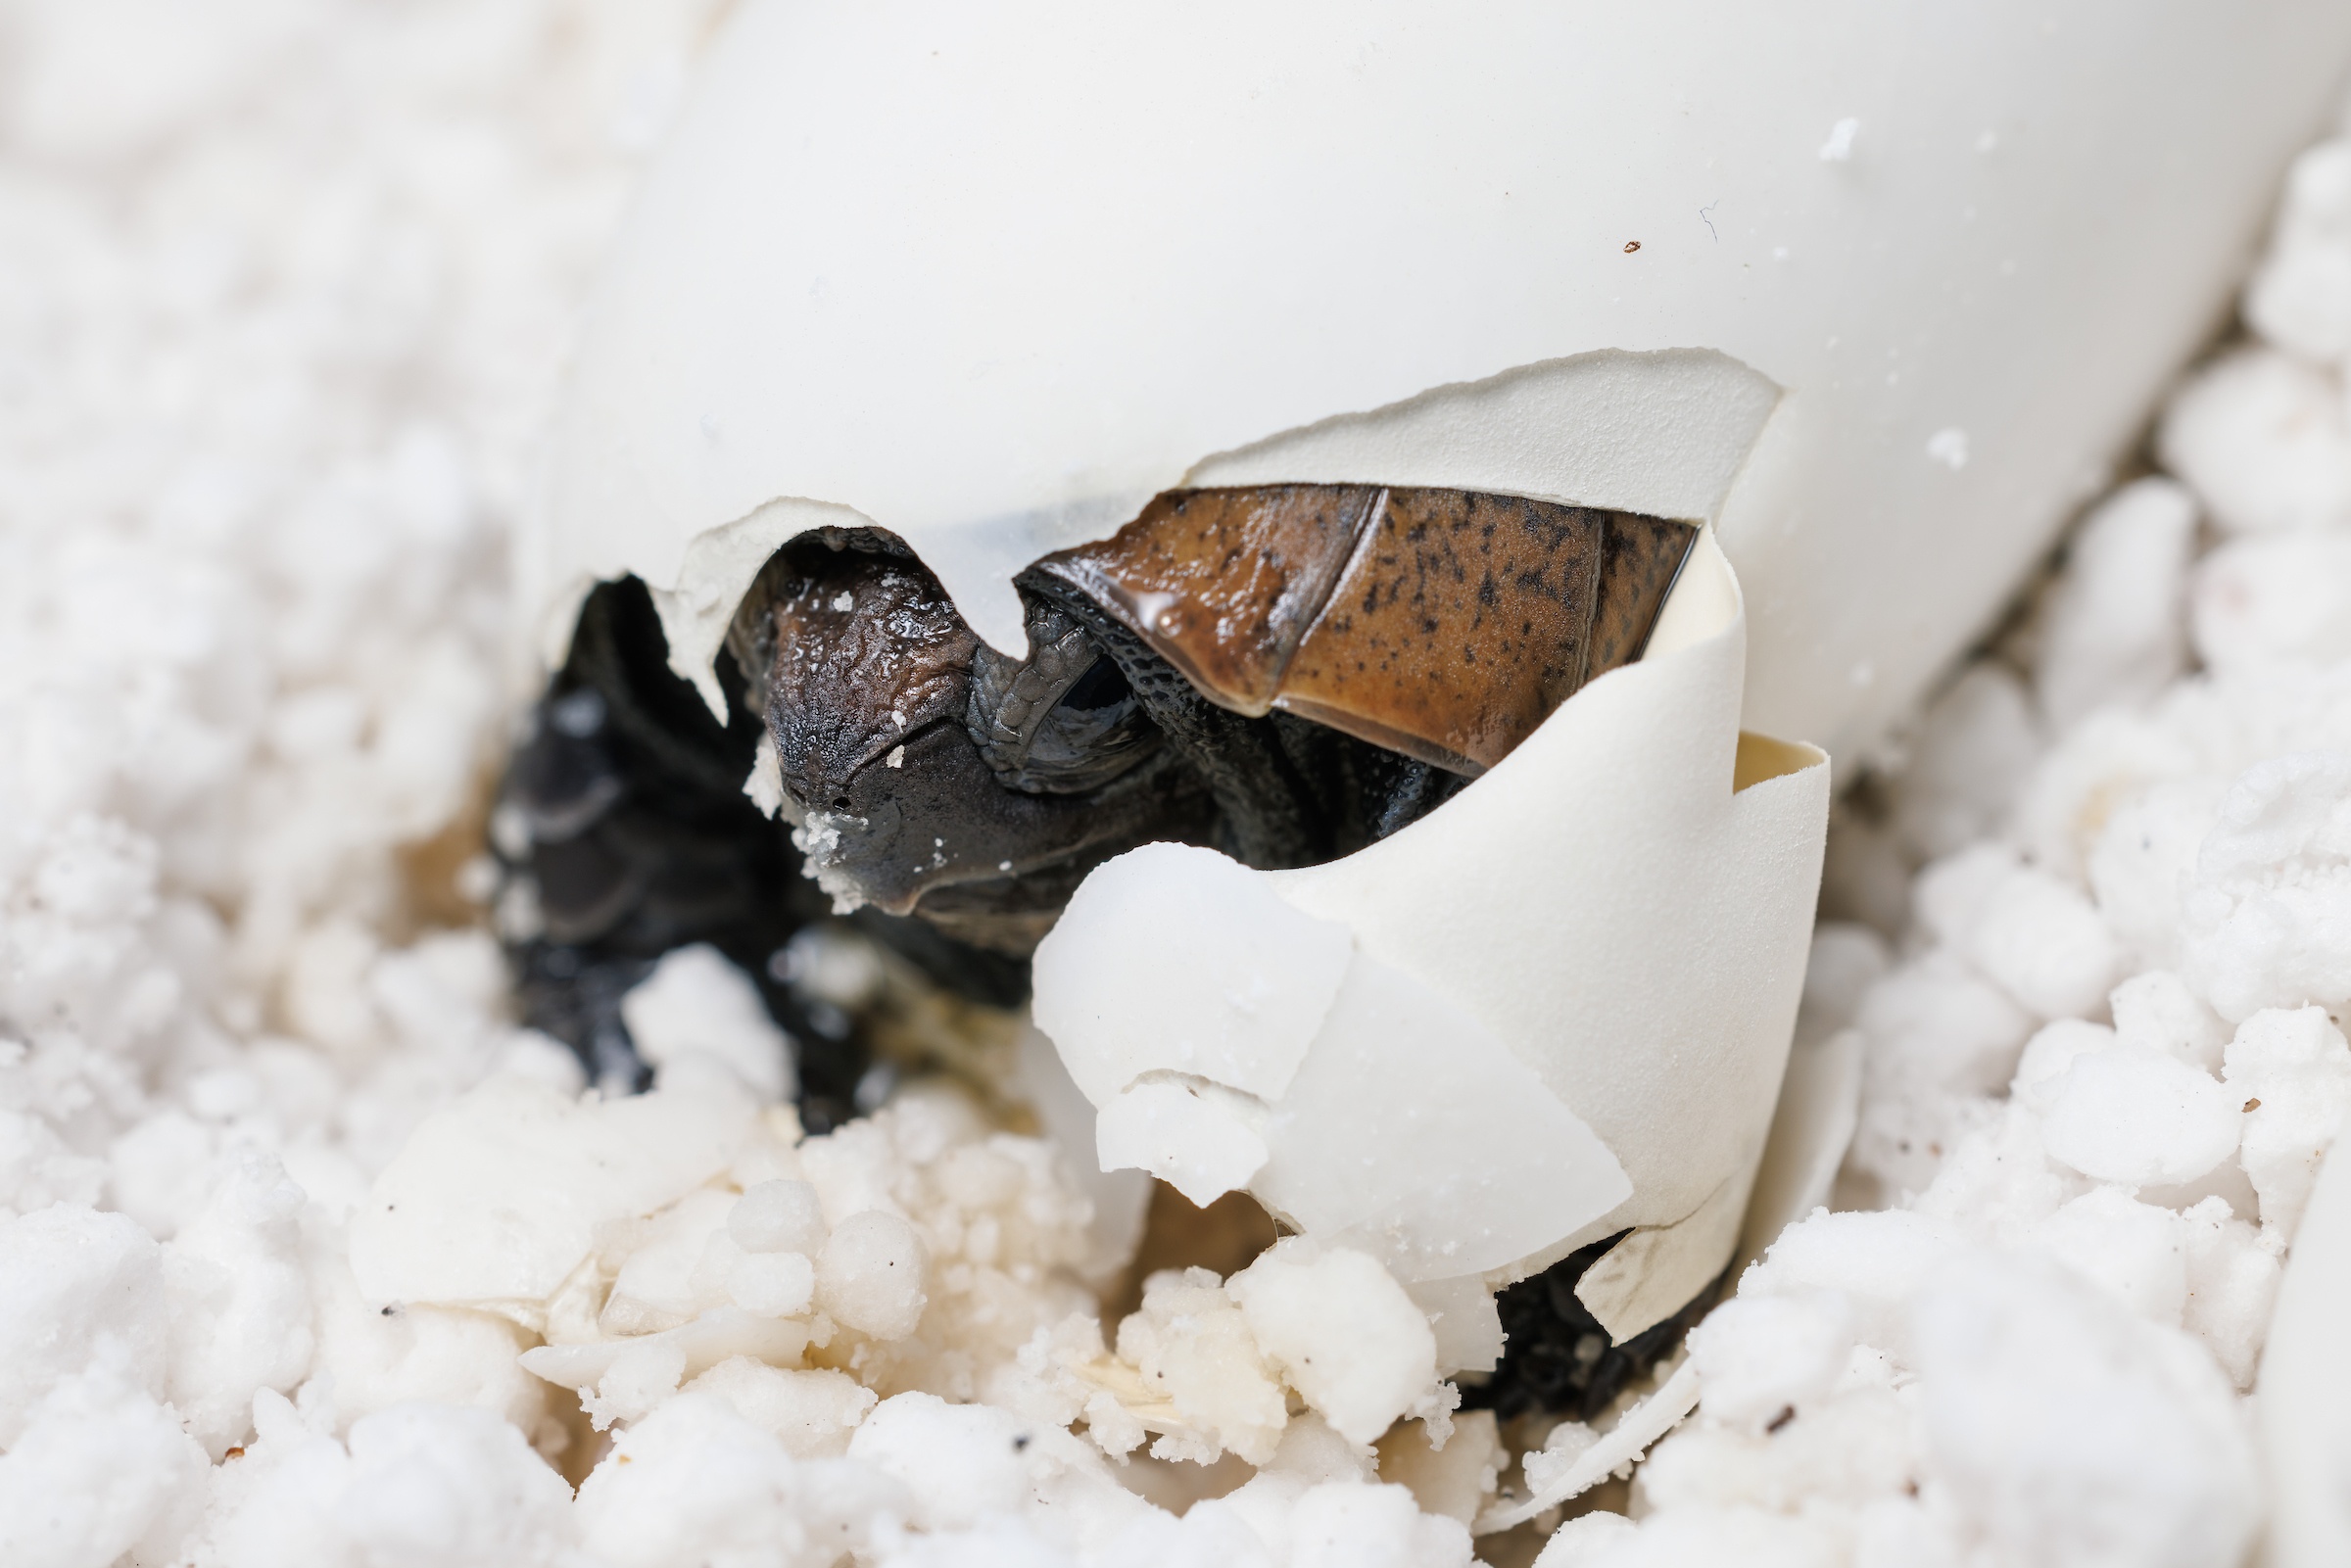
1033 485 1375 714
1282 490 1609 772
1043 484 1696 776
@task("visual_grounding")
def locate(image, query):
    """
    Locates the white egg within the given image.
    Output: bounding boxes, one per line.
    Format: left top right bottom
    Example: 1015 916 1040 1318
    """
522 3 2351 1333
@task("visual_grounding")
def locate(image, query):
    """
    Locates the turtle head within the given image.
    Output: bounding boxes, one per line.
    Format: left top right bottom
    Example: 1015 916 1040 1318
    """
729 535 1205 954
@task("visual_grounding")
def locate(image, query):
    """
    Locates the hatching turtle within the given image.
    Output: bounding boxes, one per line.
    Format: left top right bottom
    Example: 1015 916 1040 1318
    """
494 481 1691 1098
500 488 1689 1021
734 483 1695 945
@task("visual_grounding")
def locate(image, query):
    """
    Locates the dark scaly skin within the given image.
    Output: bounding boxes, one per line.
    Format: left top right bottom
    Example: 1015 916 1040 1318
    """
498 579 816 1091
742 539 1223 954
1464 1236 1729 1425
726 534 1461 951
492 577 1026 1128
1015 567 1338 870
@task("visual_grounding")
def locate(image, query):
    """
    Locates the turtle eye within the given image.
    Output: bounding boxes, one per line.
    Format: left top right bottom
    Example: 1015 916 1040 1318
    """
1054 655 1131 713
968 611 1162 794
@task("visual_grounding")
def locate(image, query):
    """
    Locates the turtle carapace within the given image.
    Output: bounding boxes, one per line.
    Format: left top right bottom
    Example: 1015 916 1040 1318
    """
495 483 1694 1107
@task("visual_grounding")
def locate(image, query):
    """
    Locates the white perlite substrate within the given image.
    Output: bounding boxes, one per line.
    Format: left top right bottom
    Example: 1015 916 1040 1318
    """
5 2 2351 1563
1641 131 2351 1568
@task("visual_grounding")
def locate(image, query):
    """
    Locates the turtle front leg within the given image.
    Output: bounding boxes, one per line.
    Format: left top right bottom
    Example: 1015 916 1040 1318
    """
492 578 861 1117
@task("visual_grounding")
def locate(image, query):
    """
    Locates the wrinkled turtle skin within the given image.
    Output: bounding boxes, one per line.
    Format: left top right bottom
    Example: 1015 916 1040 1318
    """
492 483 1700 1403
1467 1235 1728 1426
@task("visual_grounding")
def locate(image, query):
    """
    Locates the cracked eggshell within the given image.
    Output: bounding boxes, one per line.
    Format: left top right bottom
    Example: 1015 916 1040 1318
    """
531 0 2351 762
1032 842 1351 1107
1035 535 1829 1333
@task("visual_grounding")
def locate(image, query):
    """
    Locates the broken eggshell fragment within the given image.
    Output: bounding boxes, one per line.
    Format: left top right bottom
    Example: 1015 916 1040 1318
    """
1034 533 1829 1343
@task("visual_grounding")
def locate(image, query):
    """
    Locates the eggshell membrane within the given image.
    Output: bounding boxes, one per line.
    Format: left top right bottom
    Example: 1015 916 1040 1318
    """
532 0 2351 763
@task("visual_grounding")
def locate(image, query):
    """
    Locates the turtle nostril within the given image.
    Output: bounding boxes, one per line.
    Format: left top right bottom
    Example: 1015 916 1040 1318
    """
833 795 853 810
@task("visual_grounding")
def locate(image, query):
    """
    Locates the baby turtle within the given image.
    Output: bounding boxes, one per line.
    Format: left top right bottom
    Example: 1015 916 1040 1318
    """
495 483 1693 1108
730 483 1695 953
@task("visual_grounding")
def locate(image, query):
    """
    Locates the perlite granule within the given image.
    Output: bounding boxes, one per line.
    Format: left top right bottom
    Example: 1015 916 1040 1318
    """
5 3 2351 1565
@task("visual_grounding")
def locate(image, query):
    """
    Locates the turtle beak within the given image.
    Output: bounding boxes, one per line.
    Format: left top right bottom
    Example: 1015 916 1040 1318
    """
753 546 1206 949
790 717 1120 920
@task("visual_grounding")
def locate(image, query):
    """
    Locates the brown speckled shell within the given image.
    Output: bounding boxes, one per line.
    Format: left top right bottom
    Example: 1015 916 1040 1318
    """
1032 486 1696 775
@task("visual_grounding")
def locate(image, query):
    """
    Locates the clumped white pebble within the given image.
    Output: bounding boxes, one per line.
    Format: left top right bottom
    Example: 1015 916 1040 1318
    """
2040 1046 2240 1188
1226 1239 1443 1448
2183 753 2351 1022
2030 1186 2191 1327
574 1394 904 1568
727 1249 818 1319
2010 1018 2117 1112
1739 1207 1961 1351
2177 1198 2281 1389
1276 1478 1472 1568
2038 478 2198 730
1889 666 2044 860
0 1349 208 1568
603 1187 744 1334
2223 1006 2351 1233
620 944 796 1104
848 1390 1151 1545
2246 139 2351 361
164 1154 317 1456
1097 1267 1292 1465
1910 1253 2256 1568
309 1264 548 1439
2192 533 2351 673
0 1205 169 1449
729 1178 829 1257
185 1392 577 1568
1850 948 2033 1197
816 1210 932 1341
1912 1100 2087 1240
683 1358 877 1459
2086 776 2227 968
350 1074 754 1308
2159 347 2351 534
1686 1292 1856 1431
1963 858 2127 1022
2109 970 2230 1072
